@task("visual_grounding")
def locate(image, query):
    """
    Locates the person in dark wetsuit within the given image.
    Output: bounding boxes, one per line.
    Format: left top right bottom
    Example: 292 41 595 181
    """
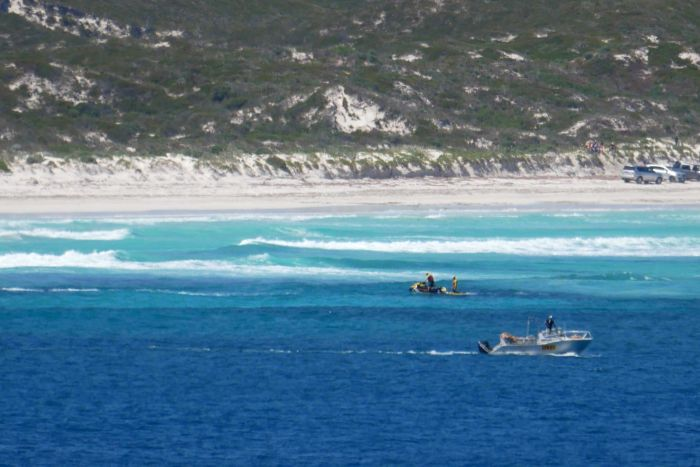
545 315 555 333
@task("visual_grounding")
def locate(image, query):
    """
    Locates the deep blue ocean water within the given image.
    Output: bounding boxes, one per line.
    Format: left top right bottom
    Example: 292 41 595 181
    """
1 209 699 465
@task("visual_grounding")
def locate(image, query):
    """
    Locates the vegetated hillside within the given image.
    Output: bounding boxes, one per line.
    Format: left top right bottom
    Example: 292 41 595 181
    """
1 0 699 160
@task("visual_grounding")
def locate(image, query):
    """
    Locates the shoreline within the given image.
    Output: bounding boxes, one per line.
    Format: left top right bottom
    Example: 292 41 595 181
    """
3 176 700 216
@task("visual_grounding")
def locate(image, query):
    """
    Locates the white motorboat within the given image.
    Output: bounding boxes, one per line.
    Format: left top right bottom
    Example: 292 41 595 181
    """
478 324 592 356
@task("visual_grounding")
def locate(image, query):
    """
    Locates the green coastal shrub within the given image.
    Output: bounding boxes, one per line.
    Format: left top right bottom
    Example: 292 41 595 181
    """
80 155 98 164
26 155 45 164
0 159 10 173
266 155 290 173
2 1 699 155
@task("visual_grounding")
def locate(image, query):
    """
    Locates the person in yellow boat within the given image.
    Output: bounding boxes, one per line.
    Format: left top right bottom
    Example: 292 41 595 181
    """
425 272 436 290
452 275 458 293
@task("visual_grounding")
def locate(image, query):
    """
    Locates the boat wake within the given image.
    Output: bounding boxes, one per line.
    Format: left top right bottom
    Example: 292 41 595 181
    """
253 349 479 357
144 347 479 356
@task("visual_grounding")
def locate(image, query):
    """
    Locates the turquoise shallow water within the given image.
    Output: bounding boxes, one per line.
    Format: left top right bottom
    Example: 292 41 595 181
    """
1 209 699 464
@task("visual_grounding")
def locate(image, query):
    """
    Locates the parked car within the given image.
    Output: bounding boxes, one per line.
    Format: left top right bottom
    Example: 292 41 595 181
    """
647 164 685 183
621 166 663 184
670 162 700 181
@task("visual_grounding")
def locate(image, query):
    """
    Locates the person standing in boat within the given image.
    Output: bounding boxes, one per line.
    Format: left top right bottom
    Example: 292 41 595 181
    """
545 315 555 333
425 272 436 291
452 275 458 293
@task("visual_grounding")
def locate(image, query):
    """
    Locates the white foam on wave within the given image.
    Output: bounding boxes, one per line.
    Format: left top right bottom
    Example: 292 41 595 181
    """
49 288 100 293
0 250 120 269
548 213 585 218
137 288 239 297
82 213 358 225
240 236 700 257
246 253 270 262
147 345 211 352
174 291 232 297
0 231 22 240
0 228 129 241
1 287 99 293
136 288 295 297
0 250 406 279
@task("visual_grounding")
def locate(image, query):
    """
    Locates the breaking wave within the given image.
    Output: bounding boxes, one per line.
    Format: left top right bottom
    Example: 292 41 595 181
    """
239 236 700 257
0 250 404 279
48 288 100 293
0 250 122 269
1 287 43 293
91 213 357 225
1 287 99 293
553 272 662 281
136 289 241 297
0 228 129 241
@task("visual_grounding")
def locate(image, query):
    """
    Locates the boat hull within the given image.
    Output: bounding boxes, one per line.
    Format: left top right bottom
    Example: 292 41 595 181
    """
409 283 472 296
479 338 591 356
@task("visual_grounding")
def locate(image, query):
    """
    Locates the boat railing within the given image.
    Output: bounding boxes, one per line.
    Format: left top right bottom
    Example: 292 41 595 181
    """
539 329 592 340
565 330 592 340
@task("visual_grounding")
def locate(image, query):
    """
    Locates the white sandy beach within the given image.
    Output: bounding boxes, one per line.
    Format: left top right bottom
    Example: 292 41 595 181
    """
2 151 700 214
2 175 700 214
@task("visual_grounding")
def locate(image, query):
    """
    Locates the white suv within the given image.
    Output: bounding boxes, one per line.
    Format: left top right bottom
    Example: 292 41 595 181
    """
647 164 685 183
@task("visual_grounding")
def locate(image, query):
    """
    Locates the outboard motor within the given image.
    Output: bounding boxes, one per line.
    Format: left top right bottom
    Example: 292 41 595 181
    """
478 341 492 354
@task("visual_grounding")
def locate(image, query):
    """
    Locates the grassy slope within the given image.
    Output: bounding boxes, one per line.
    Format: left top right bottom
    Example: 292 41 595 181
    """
1 0 699 158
